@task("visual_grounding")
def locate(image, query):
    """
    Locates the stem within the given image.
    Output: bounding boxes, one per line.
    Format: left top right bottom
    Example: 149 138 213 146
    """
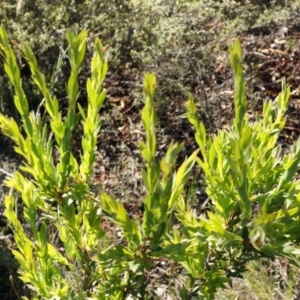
10 275 22 300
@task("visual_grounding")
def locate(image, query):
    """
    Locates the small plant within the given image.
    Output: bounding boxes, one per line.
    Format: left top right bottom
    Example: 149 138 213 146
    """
0 27 108 299
183 39 300 294
0 27 198 299
1 25 300 299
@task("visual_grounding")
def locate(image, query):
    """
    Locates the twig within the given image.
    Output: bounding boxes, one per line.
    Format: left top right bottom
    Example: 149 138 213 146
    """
10 275 22 300
0 167 13 177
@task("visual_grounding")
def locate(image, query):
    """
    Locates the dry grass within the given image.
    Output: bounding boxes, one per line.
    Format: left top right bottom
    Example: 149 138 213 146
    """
216 259 300 300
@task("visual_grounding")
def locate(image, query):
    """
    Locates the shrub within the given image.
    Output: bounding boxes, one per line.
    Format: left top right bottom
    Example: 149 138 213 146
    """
1 26 300 299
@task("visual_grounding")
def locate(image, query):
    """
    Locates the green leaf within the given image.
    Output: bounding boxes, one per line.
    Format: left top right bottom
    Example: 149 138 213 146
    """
143 73 156 99
169 149 199 208
139 141 151 162
100 191 140 246
229 39 246 136
47 243 69 265
12 250 28 271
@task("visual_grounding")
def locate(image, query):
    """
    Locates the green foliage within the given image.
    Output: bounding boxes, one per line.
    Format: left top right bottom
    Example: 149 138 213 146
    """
0 27 107 299
1 25 300 299
185 39 300 282
0 26 199 299
98 73 199 298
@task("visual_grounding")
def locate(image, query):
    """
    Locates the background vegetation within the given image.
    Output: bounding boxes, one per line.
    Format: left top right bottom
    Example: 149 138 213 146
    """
1 0 300 299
